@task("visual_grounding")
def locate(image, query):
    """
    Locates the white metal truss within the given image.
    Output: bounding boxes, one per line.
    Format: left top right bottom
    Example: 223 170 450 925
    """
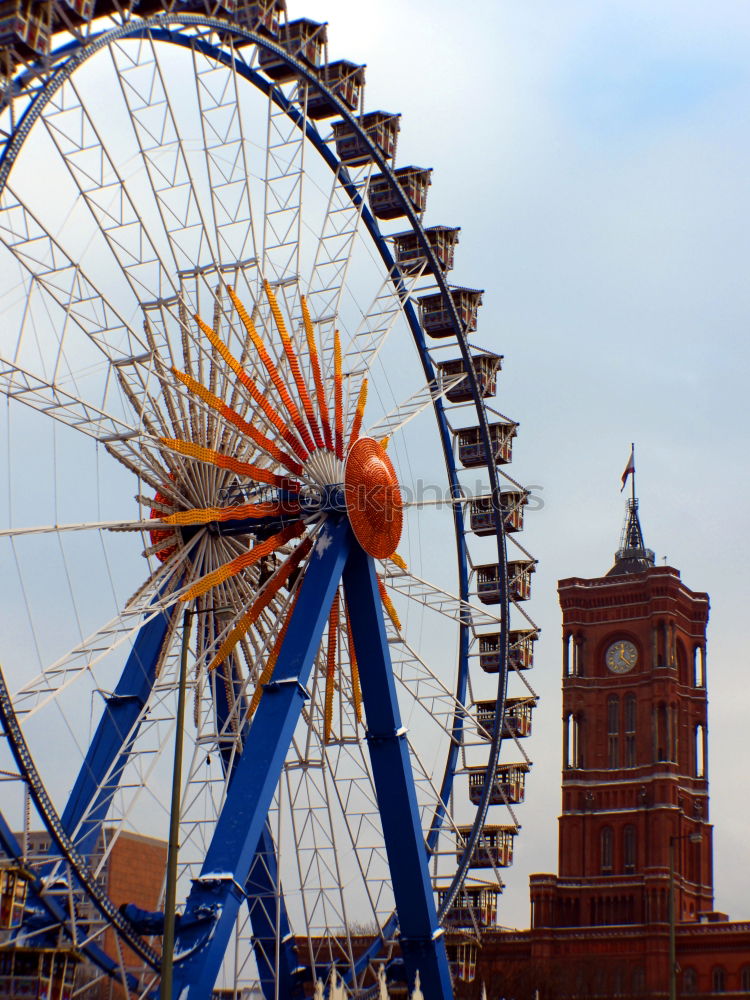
381 564 502 629
364 372 464 441
39 75 176 304
110 33 218 294
261 81 306 286
191 32 258 270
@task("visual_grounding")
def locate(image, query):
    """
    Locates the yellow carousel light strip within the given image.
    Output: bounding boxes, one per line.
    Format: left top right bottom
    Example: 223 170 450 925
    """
209 536 313 672
227 287 316 454
348 378 368 452
161 501 297 527
181 521 305 602
245 591 300 720
334 328 344 460
193 312 309 463
160 438 299 493
264 281 324 450
172 367 303 476
301 296 333 452
377 576 402 632
324 591 340 744
345 602 363 724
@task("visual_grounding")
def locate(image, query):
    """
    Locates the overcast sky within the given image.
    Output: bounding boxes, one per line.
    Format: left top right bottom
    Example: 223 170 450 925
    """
291 0 750 926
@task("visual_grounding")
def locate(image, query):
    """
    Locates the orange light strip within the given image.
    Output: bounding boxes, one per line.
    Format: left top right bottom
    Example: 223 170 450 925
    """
264 281 324 450
160 438 299 493
324 591 340 744
182 521 305 602
245 591 300 721
161 501 298 527
345 602 363 724
378 576 402 632
334 328 344 460
172 367 304 476
348 378 368 452
301 296 333 452
193 312 309 463
227 287 316 454
209 536 313 672
389 552 407 572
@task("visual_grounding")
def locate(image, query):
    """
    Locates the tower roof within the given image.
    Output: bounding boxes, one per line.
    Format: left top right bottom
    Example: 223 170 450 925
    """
606 497 655 576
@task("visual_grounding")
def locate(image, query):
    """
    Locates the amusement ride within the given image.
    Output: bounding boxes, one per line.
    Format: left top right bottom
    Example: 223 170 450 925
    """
0 3 539 997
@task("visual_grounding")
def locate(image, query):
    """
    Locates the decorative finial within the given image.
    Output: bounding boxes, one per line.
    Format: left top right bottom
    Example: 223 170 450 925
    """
608 445 655 576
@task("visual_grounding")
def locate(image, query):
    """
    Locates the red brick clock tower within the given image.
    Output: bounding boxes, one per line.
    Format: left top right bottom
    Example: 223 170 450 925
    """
531 497 714 931
475 494 750 1000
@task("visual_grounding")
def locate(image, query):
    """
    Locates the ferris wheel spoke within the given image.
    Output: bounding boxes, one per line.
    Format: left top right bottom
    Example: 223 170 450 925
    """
11 538 197 718
190 34 259 270
110 34 218 286
0 357 137 440
301 160 373 374
381 563 502 628
0 184 144 361
340 267 427 422
0 518 158 538
262 82 306 287
364 372 465 442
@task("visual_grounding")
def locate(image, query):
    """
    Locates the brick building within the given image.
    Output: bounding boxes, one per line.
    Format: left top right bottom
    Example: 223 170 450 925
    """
466 500 750 999
2 828 166 998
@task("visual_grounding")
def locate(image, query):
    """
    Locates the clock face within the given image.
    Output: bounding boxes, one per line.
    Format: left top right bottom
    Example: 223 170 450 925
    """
605 639 638 674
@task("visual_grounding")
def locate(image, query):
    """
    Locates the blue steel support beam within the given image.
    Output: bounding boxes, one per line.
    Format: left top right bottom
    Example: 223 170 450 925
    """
342 544 453 1000
56 605 173 864
210 661 300 999
171 519 351 1000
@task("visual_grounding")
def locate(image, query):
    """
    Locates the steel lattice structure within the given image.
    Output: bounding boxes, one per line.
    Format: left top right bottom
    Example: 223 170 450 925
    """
0 5 540 998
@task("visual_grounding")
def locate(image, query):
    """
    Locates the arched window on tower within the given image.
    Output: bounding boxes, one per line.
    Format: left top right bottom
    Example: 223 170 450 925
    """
572 635 584 677
632 966 645 996
601 826 614 873
607 695 620 769
695 723 707 779
624 693 637 767
656 702 669 762
683 968 697 995
712 966 726 994
563 633 572 677
564 712 584 768
740 966 750 992
670 703 679 762
693 645 706 687
623 824 636 873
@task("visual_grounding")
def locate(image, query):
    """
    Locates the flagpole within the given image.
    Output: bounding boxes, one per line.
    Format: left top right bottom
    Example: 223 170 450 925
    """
631 442 636 505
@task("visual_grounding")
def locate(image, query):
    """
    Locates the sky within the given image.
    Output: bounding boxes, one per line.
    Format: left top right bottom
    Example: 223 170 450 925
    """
290 0 750 926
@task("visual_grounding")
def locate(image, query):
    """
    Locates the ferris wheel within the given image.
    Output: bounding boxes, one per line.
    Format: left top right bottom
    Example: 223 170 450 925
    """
0 4 540 999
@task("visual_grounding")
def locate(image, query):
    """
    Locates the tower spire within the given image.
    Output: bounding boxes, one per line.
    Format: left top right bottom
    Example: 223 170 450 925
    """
608 445 655 576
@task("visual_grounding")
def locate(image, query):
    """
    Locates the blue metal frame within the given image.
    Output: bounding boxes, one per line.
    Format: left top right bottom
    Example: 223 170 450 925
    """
57 603 173 864
210 651 300 999
342 544 453 999
172 519 351 998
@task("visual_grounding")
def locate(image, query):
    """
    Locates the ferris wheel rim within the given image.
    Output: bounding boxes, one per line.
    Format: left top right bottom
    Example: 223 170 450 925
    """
0 10 520 993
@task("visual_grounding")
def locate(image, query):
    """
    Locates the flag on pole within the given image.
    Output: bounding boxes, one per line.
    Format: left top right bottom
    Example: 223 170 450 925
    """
620 445 635 492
